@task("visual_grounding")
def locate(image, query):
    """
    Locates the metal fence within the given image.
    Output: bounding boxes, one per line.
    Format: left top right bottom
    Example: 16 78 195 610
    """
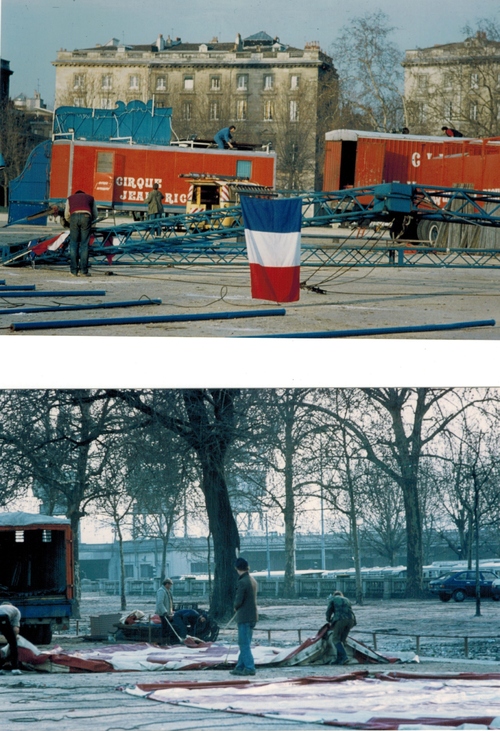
82 575 428 600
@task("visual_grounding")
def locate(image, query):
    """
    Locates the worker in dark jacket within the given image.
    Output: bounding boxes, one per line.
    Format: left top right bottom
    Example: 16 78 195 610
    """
214 125 236 149
230 556 258 676
64 189 98 276
326 590 356 665
442 126 464 138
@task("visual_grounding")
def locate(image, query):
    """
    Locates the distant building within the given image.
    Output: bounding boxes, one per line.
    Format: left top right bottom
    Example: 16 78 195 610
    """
12 91 54 139
0 59 13 102
403 31 500 137
53 31 338 189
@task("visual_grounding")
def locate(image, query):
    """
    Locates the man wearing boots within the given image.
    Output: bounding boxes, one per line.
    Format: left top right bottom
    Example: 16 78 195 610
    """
326 590 356 665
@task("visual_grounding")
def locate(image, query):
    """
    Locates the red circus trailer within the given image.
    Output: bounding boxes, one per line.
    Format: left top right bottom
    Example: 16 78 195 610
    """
49 139 276 215
323 129 500 192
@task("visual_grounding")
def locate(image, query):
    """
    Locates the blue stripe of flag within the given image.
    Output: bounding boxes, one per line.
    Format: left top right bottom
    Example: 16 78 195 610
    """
241 196 302 234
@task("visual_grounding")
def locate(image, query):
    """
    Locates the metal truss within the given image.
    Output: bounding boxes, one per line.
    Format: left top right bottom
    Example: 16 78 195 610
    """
4 183 500 269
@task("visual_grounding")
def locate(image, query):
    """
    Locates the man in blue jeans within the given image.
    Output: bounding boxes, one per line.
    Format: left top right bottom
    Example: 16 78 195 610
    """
64 189 98 276
230 556 258 676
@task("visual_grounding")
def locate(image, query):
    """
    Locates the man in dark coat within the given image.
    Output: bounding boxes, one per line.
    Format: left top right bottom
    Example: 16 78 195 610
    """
326 590 356 665
230 556 258 676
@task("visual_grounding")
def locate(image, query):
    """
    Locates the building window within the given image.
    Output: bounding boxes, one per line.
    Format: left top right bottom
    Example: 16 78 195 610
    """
416 102 426 124
210 76 221 91
74 97 85 107
73 74 85 90
129 75 139 90
209 101 219 120
237 99 247 120
263 100 274 121
470 73 479 90
156 76 167 91
184 75 194 91
290 75 300 90
101 74 112 90
470 103 478 121
416 74 428 92
101 97 114 109
264 74 273 90
237 74 248 91
443 72 452 90
444 100 453 120
290 100 299 122
182 101 192 120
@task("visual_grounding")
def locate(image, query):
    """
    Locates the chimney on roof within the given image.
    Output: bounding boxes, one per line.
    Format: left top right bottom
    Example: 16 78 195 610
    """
156 34 166 51
234 33 243 52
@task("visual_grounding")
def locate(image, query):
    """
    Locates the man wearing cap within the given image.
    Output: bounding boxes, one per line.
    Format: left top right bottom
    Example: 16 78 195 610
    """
0 601 22 675
230 557 258 676
156 578 174 644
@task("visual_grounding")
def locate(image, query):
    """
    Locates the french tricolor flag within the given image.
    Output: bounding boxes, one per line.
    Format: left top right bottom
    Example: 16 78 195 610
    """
241 196 302 303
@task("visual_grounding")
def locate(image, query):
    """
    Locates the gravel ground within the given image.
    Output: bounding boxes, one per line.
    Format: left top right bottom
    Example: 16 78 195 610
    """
52 593 500 666
2 219 500 339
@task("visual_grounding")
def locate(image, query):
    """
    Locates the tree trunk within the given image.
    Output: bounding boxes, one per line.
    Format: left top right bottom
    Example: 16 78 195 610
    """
201 462 240 620
116 526 127 612
69 513 81 619
283 419 296 598
401 476 424 598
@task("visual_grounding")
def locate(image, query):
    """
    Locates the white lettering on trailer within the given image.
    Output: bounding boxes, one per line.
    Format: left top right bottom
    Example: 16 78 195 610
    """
411 152 421 168
117 190 186 204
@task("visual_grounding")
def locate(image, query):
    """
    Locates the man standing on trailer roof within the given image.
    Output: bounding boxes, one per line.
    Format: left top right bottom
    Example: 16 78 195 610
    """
64 189 98 277
214 125 236 149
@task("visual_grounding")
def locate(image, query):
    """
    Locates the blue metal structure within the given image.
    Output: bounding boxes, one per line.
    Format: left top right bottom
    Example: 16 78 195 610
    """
7 140 52 225
53 100 173 146
4 182 500 269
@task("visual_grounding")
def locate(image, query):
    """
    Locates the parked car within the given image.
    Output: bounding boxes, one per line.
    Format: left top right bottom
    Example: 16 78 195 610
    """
429 570 500 602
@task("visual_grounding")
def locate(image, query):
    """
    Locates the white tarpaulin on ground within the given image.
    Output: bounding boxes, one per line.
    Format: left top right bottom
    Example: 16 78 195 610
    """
13 626 404 673
125 672 500 729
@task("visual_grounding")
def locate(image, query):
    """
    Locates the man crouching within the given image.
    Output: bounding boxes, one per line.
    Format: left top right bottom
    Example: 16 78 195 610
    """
325 590 356 665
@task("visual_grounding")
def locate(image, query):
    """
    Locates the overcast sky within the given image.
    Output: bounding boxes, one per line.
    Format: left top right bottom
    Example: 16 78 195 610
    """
1 0 499 107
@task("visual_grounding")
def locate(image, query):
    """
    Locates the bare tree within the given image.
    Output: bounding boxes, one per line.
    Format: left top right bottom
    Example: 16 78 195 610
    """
106 389 241 620
331 11 405 132
0 390 130 616
314 388 495 598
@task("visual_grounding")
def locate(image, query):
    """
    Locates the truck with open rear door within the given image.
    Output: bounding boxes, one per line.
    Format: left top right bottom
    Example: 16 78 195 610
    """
0 513 74 645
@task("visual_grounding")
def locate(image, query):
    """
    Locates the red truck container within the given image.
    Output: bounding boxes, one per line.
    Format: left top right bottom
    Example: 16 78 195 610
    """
0 512 74 645
49 139 276 215
323 129 500 192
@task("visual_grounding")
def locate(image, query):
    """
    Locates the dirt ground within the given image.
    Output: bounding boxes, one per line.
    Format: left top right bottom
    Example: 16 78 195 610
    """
1 594 499 731
60 593 500 666
2 219 500 339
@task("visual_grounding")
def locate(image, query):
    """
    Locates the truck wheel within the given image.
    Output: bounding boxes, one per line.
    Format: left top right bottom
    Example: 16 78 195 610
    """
417 219 440 244
453 590 466 602
438 593 451 602
492 594 500 601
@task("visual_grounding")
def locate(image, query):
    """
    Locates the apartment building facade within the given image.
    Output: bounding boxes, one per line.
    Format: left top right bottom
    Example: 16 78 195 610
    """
53 31 337 189
403 31 500 137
